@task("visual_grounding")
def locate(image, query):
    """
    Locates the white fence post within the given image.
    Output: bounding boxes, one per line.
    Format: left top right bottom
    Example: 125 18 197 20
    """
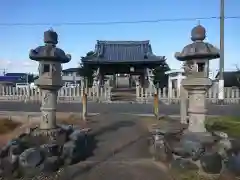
1 85 240 104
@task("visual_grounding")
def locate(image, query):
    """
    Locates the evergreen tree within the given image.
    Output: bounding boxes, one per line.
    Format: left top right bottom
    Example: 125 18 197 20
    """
153 62 170 88
79 51 95 86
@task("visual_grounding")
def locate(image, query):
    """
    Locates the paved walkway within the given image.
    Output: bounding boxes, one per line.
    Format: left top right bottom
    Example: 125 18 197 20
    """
58 113 170 180
1 101 240 116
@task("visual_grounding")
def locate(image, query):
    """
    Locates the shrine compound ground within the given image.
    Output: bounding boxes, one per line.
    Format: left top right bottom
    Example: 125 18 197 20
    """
56 113 169 180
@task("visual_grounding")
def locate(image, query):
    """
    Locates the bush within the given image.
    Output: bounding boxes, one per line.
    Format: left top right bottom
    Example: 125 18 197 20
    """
205 116 240 138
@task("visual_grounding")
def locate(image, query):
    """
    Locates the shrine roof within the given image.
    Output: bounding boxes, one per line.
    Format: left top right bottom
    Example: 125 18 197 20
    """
82 40 165 64
215 71 240 87
62 68 79 73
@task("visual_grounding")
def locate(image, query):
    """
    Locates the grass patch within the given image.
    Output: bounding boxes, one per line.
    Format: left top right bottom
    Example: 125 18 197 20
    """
170 170 220 180
205 116 240 138
141 115 240 138
0 118 21 134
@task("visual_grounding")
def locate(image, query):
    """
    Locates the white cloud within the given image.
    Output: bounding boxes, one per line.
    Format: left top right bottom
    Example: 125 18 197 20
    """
0 60 38 74
21 61 37 67
0 59 12 66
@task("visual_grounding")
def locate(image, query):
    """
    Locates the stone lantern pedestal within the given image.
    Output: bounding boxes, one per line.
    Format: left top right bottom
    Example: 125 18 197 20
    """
182 77 212 132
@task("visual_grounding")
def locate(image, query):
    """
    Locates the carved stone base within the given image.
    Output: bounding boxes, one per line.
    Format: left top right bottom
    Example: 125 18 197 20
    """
0 125 92 178
149 120 240 177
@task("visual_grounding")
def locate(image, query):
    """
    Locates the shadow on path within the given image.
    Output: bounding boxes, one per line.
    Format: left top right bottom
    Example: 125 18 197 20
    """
60 114 170 180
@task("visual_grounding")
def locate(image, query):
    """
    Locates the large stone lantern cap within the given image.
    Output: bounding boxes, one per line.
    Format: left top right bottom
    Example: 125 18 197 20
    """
44 29 58 45
29 29 71 63
175 24 220 61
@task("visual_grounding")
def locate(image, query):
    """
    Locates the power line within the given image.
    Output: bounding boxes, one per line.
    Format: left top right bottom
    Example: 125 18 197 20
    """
0 16 240 26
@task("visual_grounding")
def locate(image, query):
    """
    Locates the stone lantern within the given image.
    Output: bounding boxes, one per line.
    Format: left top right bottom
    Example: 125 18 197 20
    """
0 30 93 179
175 25 220 132
29 29 71 130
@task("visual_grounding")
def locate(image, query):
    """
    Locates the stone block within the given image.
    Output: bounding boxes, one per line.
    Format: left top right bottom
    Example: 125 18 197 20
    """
180 139 204 161
40 143 60 157
226 153 240 176
171 143 191 158
0 145 9 158
62 140 86 165
171 158 199 171
19 148 44 168
182 132 217 146
230 139 240 154
40 156 61 173
69 129 86 141
0 157 18 177
200 152 222 174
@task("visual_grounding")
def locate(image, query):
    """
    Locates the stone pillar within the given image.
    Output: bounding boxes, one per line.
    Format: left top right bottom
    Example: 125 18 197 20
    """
177 74 181 97
80 77 84 88
113 74 116 88
98 69 104 87
168 75 172 99
146 68 154 89
40 90 57 129
129 75 132 88
82 93 87 121
187 88 207 132
135 78 140 99
93 68 100 87
139 74 143 88
180 86 188 124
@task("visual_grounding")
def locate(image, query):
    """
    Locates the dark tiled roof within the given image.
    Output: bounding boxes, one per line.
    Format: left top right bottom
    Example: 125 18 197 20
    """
83 40 165 63
5 73 27 77
62 68 79 73
215 71 240 87
0 76 21 82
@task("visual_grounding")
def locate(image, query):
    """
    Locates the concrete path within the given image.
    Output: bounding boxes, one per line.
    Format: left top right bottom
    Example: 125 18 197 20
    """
1 101 240 116
58 113 170 180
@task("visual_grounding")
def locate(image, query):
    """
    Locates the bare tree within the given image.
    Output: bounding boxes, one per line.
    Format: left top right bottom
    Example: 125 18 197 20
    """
234 64 240 85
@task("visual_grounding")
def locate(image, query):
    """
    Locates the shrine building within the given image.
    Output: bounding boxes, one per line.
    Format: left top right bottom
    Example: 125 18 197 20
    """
82 40 166 88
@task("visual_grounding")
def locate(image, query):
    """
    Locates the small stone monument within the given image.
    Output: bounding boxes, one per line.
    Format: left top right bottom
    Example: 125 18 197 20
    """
30 29 71 131
175 24 220 132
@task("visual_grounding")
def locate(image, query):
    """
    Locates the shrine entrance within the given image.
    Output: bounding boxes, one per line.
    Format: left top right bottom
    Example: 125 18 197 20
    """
115 74 132 88
82 40 166 102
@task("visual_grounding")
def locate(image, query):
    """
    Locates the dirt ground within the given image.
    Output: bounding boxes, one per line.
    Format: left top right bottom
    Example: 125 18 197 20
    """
0 113 89 147
0 113 171 180
58 113 170 180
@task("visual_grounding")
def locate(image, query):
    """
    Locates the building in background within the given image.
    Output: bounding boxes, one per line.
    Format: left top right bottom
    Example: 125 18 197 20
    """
62 68 82 85
215 71 240 88
81 40 166 88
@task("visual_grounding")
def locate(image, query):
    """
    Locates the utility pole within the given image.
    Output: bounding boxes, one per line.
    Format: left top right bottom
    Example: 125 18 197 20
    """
26 73 29 84
218 0 224 102
0 68 7 75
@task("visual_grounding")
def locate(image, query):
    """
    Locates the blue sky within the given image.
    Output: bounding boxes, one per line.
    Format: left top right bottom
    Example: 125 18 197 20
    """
0 0 239 75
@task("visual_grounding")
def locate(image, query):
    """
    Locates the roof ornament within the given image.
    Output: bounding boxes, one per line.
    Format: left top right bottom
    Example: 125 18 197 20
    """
191 23 206 42
49 27 54 31
197 20 201 26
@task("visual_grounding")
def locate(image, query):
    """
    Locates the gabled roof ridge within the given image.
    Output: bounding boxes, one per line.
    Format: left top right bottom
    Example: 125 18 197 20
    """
97 40 150 45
